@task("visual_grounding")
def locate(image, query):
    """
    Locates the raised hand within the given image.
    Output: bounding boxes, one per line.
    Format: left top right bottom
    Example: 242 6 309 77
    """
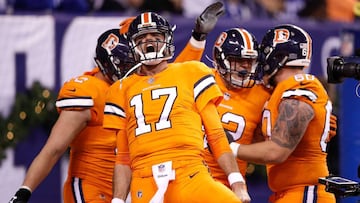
192 1 225 41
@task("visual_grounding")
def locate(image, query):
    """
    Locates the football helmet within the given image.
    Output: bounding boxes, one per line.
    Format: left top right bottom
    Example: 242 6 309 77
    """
127 12 175 65
259 24 312 80
94 29 133 82
213 28 259 88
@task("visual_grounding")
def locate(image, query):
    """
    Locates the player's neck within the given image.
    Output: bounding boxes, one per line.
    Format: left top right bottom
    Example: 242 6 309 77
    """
274 68 303 84
138 61 168 76
95 71 112 85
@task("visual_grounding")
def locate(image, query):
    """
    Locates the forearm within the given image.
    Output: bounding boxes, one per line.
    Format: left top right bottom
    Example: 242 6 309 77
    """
217 152 241 175
113 164 132 200
23 146 65 191
233 140 290 164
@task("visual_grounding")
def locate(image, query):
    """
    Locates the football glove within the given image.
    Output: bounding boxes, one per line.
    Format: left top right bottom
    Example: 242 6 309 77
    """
9 187 31 203
192 1 225 41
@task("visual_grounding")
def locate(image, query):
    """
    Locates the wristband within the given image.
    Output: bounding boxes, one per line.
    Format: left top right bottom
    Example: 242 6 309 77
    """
228 172 245 186
111 198 125 203
229 142 240 157
20 185 32 193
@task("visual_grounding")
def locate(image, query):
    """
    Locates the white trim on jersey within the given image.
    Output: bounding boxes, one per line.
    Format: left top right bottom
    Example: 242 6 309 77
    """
104 103 126 118
72 177 85 203
55 97 94 108
282 89 317 102
194 75 216 100
304 185 316 203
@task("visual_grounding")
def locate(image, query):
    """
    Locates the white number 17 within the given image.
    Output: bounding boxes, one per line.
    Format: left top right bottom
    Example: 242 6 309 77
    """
130 87 177 136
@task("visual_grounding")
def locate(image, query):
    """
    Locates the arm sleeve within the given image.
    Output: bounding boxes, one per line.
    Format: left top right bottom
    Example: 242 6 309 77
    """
103 81 127 130
200 101 231 160
115 129 131 165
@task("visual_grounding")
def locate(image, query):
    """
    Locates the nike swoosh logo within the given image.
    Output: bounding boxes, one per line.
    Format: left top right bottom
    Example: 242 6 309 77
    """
68 88 76 92
189 171 200 179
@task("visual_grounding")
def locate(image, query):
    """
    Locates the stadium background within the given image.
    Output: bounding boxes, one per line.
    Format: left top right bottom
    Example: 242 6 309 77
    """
0 4 360 203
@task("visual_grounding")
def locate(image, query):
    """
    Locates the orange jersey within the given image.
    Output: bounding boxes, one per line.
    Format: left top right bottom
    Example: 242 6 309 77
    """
103 61 225 170
56 68 116 189
261 73 332 192
203 70 271 186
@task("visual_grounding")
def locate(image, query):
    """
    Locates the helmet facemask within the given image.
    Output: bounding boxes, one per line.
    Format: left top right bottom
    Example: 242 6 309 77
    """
131 31 173 66
109 43 134 80
218 56 258 89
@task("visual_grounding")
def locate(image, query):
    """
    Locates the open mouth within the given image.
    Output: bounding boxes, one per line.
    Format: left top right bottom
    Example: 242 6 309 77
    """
146 44 155 53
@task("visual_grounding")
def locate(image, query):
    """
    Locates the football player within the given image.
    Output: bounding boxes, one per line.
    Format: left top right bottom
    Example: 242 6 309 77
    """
118 1 225 64
202 28 271 190
103 12 250 203
9 29 132 203
230 24 337 203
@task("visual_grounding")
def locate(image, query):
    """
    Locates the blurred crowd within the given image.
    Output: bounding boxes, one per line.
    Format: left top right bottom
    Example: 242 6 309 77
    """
0 0 358 22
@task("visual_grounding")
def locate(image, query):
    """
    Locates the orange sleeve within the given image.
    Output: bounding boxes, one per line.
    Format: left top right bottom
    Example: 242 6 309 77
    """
174 38 205 62
116 129 131 165
200 101 231 160
103 80 127 130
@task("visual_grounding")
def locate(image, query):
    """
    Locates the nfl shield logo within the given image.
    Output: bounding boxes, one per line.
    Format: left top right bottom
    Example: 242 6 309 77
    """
137 190 143 198
158 164 165 172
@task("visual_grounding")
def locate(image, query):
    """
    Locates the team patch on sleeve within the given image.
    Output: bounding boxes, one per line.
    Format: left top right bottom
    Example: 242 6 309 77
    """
56 97 94 108
282 89 318 102
194 74 216 101
104 102 126 118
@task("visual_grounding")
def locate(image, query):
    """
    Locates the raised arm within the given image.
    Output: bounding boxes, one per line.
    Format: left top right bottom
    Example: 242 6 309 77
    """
174 1 224 62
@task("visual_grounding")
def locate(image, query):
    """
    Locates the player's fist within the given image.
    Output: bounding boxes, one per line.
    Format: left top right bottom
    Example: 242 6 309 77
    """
231 182 251 203
192 1 225 41
9 187 31 203
326 113 337 142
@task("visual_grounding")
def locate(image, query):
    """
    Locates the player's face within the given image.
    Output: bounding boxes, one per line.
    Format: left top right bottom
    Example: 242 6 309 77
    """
134 32 165 54
225 57 256 88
